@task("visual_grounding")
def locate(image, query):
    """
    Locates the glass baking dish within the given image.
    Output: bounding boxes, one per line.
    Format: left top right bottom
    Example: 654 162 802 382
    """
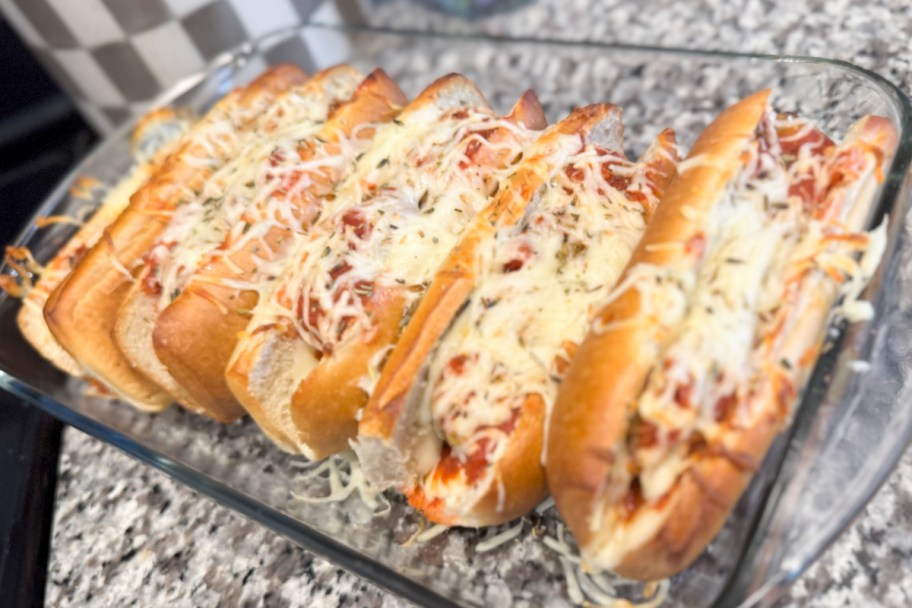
2 23 911 607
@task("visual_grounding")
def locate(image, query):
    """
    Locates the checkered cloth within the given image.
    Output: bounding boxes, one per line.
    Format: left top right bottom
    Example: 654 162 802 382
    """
0 0 363 133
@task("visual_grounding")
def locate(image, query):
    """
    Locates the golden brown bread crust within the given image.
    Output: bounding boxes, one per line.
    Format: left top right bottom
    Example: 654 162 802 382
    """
228 73 519 457
16 193 137 379
615 89 770 271
548 93 897 581
225 74 496 455
465 394 547 525
612 420 776 580
154 289 250 422
617 116 896 580
612 289 832 579
113 278 203 411
546 90 771 549
504 89 548 131
223 74 494 455
291 286 410 458
154 69 407 427
396 72 487 120
357 105 643 527
46 257 170 410
543 303 657 548
287 87 546 461
44 65 307 410
159 276 257 418
130 107 187 154
612 280 835 579
116 66 341 419
119 66 359 419
17 299 84 377
11 108 192 378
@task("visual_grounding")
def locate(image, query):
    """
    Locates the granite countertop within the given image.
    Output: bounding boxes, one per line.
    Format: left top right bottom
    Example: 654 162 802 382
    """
43 1 912 606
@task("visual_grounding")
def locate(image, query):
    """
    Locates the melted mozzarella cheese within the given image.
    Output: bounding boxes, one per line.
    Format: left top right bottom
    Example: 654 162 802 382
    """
635 204 793 498
628 114 887 505
421 135 676 512
259 107 536 356
148 80 357 307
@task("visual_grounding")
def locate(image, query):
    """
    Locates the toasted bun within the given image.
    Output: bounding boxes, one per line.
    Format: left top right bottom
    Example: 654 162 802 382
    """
44 65 306 410
290 286 410 458
153 69 407 427
547 92 897 580
130 107 194 159
355 104 681 529
397 72 488 120
356 104 622 498
17 165 151 378
115 66 360 420
405 393 548 527
225 73 510 456
614 113 896 581
114 276 204 411
285 84 545 460
611 305 817 579
547 90 771 550
16 299 84 377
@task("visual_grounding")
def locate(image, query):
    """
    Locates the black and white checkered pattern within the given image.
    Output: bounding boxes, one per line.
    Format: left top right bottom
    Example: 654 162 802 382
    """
0 0 361 133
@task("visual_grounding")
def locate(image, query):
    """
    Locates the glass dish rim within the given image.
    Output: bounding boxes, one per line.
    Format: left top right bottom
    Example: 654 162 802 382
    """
3 22 912 607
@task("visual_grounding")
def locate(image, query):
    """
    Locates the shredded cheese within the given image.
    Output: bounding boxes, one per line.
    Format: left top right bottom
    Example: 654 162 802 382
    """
146 78 358 308
831 217 887 323
474 520 524 553
541 520 671 607
847 360 872 373
289 451 390 515
589 111 890 569
561 557 586 605
417 128 679 518
414 523 450 544
254 105 538 362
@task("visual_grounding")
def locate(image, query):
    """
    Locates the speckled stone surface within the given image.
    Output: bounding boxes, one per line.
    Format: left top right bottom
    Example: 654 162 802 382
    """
44 1 912 606
46 428 408 608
